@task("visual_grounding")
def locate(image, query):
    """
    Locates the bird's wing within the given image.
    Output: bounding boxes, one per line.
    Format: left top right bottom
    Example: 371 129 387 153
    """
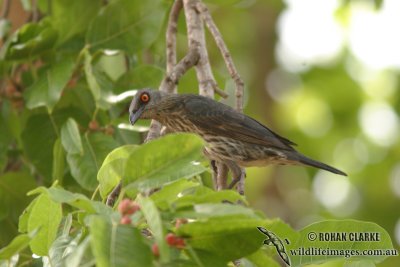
182 95 296 151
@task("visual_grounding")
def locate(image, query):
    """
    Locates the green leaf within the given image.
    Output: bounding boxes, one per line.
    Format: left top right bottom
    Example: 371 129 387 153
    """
187 249 228 267
150 179 200 210
287 220 396 267
89 215 153 267
0 172 36 221
173 189 246 210
177 216 267 261
67 133 118 190
84 49 101 105
52 0 102 44
54 82 96 119
86 0 167 54
245 249 281 267
52 138 65 182
0 100 23 146
61 118 83 154
29 186 112 215
115 65 164 93
18 197 39 234
4 20 57 60
25 59 75 112
21 114 58 182
124 133 207 191
97 145 138 198
28 193 62 256
0 19 11 39
0 234 31 260
344 260 376 267
97 52 126 81
48 218 82 266
83 49 112 109
137 196 169 263
192 203 257 218
64 236 93 267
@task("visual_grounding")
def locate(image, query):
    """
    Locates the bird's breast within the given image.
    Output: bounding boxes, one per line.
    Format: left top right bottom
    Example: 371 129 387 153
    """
161 117 200 134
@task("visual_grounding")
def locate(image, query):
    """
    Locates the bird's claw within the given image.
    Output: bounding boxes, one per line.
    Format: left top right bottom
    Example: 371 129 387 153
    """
228 168 246 195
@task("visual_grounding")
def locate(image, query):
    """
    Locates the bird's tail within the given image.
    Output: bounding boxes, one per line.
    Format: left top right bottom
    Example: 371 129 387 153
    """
295 153 347 176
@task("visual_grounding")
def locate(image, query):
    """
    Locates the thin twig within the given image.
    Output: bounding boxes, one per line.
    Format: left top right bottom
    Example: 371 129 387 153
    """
160 49 200 90
1 0 11 18
32 0 39 22
196 2 244 112
166 0 183 86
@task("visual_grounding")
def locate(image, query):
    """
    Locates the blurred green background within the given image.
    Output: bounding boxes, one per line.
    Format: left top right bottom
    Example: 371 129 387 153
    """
1 0 399 266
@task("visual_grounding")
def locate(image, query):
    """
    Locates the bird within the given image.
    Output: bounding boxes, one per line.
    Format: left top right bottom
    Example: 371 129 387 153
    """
129 89 347 192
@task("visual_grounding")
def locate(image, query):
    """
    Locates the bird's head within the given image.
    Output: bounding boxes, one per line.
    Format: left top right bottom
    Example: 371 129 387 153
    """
129 89 164 125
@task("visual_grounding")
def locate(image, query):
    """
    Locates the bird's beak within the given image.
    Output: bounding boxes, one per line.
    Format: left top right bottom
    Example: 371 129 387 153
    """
129 105 145 125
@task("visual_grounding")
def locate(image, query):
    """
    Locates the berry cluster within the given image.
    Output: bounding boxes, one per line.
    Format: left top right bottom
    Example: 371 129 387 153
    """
117 198 140 225
117 199 188 258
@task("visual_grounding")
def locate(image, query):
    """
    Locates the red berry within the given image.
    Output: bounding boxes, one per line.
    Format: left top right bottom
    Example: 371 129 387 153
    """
175 238 186 249
118 199 140 216
130 202 141 214
152 243 159 257
165 233 185 248
89 120 99 131
104 126 115 136
120 216 132 225
118 199 132 214
165 233 177 246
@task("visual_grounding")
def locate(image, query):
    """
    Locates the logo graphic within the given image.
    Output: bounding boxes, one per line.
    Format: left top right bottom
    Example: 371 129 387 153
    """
257 227 291 266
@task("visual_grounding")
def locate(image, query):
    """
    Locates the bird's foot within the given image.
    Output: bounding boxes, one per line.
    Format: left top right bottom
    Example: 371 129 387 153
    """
228 168 246 195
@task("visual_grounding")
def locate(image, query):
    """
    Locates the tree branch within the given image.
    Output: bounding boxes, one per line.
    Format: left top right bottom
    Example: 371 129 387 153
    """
196 2 244 113
0 0 11 18
183 0 231 192
166 0 183 83
183 0 214 98
160 49 200 92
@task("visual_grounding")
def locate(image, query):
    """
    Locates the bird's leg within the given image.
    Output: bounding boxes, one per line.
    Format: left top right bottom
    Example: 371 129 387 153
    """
216 161 228 190
210 160 228 190
210 160 218 190
225 160 246 195
237 172 245 195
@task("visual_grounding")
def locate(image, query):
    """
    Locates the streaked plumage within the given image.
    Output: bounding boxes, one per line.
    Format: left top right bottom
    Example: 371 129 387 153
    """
129 89 346 189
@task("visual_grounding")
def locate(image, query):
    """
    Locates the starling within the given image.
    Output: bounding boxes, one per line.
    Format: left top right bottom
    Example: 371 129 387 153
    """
129 89 347 190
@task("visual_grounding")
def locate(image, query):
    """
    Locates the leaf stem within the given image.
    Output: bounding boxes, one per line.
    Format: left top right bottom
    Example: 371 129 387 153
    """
91 107 99 122
48 112 59 137
91 185 100 200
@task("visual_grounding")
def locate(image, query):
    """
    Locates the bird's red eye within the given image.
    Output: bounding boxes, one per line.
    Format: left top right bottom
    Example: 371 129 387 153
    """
140 93 150 103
